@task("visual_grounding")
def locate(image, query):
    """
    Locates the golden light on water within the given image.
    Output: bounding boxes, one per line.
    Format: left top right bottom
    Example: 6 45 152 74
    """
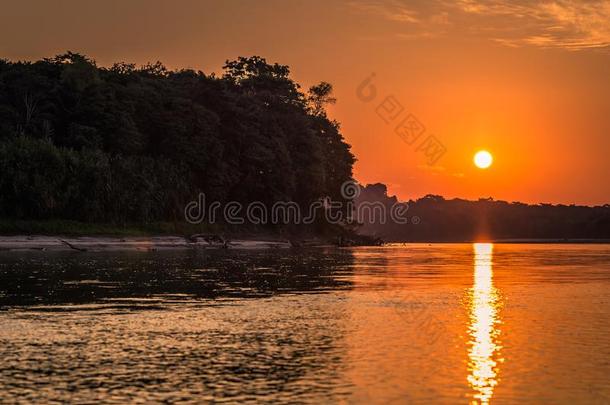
468 243 502 404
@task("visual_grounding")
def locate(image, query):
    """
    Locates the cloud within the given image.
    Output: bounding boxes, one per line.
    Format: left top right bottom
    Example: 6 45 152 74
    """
417 164 446 174
456 0 610 50
349 0 610 51
348 0 420 23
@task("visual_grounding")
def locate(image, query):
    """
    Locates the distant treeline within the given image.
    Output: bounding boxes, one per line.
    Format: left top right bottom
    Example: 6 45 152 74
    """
0 53 354 225
356 184 610 241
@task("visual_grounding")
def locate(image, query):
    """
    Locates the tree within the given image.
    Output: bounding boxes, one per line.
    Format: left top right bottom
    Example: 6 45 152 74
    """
307 81 336 117
0 52 357 231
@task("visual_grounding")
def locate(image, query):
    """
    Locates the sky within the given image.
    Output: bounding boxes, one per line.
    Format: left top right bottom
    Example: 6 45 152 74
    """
2 0 610 205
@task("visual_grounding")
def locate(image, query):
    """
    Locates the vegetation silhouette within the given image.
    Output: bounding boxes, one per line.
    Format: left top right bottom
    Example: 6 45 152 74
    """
0 53 354 231
356 184 610 241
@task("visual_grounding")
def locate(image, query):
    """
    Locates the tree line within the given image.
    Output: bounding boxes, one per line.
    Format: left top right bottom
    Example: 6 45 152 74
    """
0 53 355 227
356 183 610 241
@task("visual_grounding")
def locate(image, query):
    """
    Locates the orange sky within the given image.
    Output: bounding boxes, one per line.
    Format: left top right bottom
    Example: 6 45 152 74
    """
2 0 609 205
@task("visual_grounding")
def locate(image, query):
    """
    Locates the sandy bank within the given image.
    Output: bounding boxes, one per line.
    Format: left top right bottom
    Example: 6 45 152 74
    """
0 236 294 252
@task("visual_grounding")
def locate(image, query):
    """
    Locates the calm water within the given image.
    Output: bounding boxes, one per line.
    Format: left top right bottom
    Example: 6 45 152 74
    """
1 244 609 404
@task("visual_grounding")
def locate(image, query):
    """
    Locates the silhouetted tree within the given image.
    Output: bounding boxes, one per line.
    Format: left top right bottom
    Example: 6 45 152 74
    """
0 53 355 228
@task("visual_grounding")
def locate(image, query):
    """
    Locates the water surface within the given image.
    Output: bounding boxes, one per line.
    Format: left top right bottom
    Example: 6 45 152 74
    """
1 244 609 403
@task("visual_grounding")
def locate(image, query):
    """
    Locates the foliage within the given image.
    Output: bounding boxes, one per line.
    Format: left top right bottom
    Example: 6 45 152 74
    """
356 183 610 241
0 54 355 227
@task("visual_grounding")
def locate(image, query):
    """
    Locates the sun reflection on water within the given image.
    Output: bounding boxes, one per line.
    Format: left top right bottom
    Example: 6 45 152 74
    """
468 243 502 404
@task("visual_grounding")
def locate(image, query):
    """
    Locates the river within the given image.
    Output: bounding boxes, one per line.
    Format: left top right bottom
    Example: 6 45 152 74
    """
1 244 609 403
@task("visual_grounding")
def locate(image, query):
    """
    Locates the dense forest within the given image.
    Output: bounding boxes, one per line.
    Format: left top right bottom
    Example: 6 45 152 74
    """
356 183 610 241
0 53 354 228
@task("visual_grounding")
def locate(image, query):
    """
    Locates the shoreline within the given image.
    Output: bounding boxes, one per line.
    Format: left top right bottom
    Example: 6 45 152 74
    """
385 239 610 244
0 235 297 252
0 235 608 252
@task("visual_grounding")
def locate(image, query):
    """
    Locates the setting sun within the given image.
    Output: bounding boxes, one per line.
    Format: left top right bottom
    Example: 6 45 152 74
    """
474 150 493 169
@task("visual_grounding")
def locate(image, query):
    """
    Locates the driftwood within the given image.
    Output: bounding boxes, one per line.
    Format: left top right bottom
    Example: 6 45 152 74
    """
60 239 87 252
186 233 228 247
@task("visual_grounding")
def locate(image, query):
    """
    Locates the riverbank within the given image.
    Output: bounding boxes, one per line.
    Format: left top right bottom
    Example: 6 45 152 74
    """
0 220 384 251
0 235 303 252
0 221 298 250
0 219 236 237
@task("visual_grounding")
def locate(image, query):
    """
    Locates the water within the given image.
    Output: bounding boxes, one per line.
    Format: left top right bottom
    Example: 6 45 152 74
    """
0 244 609 403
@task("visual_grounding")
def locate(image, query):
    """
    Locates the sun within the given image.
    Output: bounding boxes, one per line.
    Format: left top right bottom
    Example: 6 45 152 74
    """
474 150 493 169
